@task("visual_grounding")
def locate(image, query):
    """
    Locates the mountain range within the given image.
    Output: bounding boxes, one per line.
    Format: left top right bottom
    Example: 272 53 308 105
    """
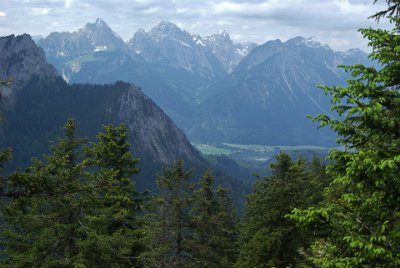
37 19 256 128
189 37 370 145
36 18 373 146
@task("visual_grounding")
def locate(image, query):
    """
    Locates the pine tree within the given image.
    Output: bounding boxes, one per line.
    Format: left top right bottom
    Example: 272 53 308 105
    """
189 171 238 267
291 1 400 266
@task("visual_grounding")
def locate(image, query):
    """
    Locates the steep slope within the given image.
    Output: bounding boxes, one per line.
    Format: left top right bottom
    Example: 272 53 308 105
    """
189 37 372 146
3 78 201 166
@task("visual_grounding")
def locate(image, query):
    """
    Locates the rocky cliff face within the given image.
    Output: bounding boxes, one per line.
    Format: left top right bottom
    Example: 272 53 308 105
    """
0 34 57 97
117 83 201 163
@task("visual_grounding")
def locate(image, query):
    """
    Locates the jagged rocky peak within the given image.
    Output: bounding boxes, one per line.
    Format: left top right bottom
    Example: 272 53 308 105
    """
191 34 206 46
207 28 231 41
84 18 110 29
80 18 116 37
127 28 149 46
218 28 229 37
38 18 128 59
203 28 256 73
79 18 125 45
0 34 57 90
149 21 191 41
133 28 147 37
83 18 107 29
152 20 181 33
204 28 233 47
126 27 157 57
95 18 108 27
347 48 364 54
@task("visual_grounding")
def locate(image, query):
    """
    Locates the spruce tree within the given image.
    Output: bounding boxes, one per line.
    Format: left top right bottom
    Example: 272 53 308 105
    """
236 153 310 268
291 0 400 266
0 122 145 267
189 171 238 267
1 119 88 267
141 160 193 268
306 156 331 205
77 124 143 267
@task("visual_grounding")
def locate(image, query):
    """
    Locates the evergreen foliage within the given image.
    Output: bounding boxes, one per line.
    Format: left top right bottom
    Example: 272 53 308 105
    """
0 120 144 267
236 153 327 267
291 0 400 266
1 119 88 266
141 160 193 268
140 163 239 268
77 124 144 267
0 78 13 196
189 171 238 267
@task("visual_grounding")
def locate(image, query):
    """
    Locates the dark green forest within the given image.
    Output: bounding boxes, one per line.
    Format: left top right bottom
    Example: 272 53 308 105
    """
0 119 329 267
0 0 399 267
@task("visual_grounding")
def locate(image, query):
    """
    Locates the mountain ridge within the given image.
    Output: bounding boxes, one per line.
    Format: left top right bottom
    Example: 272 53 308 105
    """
0 34 204 170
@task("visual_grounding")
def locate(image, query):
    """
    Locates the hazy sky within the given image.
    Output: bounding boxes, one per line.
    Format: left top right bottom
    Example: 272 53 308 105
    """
0 0 391 51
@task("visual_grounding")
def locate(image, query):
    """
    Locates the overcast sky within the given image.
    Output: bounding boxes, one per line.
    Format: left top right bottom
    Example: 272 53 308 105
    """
0 0 391 51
